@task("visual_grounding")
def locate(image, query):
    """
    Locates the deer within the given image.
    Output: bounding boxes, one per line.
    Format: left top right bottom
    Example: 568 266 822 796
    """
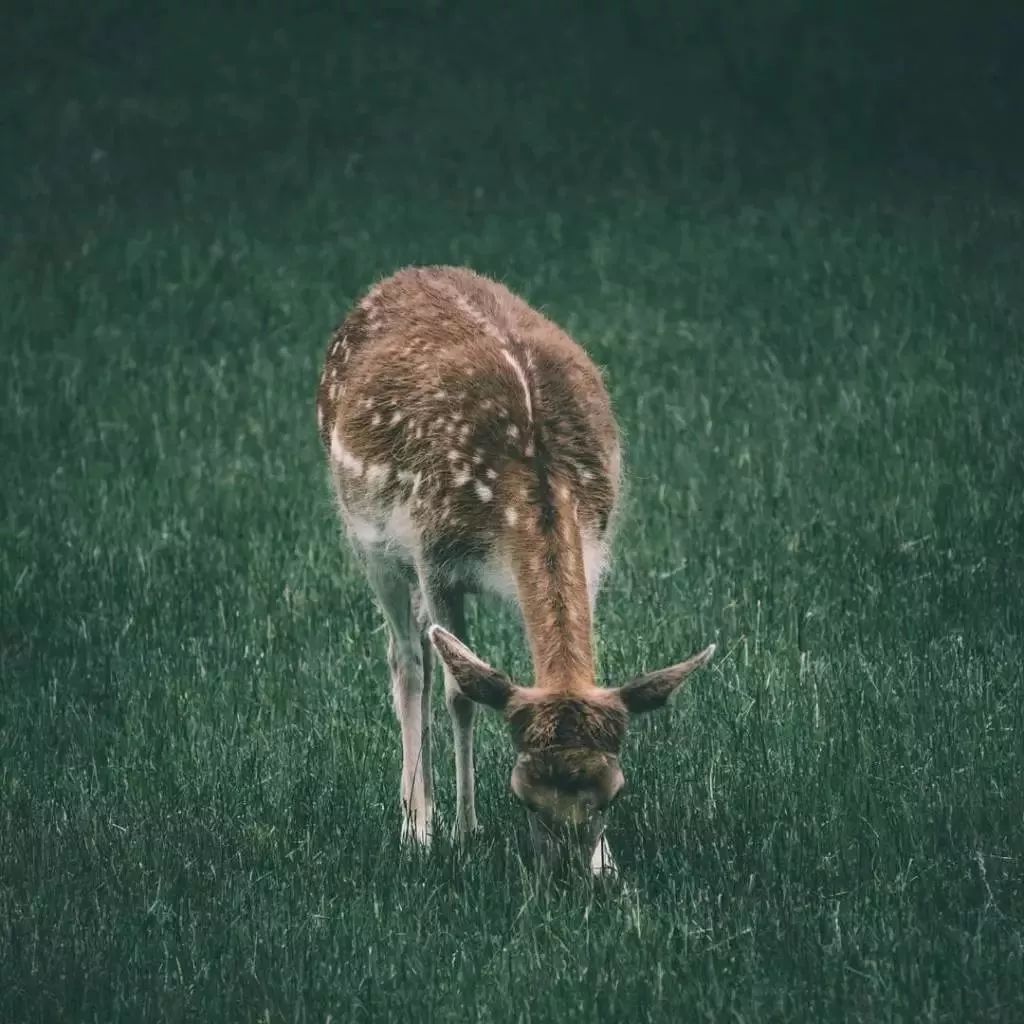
316 266 715 875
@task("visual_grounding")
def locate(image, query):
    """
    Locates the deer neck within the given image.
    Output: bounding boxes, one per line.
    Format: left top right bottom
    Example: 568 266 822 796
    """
504 475 595 693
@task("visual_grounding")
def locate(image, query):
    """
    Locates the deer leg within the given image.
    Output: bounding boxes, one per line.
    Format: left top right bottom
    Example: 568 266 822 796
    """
364 549 432 846
412 587 434 814
416 574 477 842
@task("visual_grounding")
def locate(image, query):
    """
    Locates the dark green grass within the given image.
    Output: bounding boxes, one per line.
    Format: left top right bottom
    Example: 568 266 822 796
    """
2 5 1024 1021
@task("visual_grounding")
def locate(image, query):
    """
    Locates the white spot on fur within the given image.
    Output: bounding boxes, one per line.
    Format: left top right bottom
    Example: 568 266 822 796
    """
582 529 609 609
507 424 519 440
371 413 382 426
524 441 535 457
361 398 374 410
474 481 493 502
453 468 471 487
504 506 518 526
437 283 507 347
317 404 324 430
485 467 497 480
501 350 533 423
415 424 425 439
366 462 391 486
331 431 364 476
447 449 462 463
390 411 404 426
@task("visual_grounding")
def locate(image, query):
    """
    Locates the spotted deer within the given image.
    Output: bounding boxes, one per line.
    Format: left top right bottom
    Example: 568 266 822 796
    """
316 266 715 874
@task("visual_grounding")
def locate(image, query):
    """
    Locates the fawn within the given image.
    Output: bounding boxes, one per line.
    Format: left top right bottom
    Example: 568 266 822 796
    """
317 266 714 874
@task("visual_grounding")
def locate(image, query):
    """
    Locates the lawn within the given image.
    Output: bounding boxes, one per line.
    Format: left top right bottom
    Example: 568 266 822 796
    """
2 5 1023 1022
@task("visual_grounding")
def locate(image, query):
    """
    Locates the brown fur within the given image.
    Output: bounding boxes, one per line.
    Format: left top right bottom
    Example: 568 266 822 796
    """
505 690 628 755
318 267 713 846
317 265 620 692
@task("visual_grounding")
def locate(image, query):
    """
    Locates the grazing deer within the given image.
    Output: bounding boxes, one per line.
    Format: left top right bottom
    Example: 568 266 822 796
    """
316 266 715 874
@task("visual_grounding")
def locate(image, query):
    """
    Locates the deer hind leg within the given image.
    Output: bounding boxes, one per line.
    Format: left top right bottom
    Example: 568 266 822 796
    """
416 573 477 843
363 549 433 846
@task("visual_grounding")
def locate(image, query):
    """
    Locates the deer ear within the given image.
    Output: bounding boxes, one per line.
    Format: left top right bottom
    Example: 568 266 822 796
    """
617 643 716 714
428 625 517 710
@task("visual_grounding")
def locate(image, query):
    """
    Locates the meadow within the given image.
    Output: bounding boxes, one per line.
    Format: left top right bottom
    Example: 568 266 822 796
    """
2 5 1022 1021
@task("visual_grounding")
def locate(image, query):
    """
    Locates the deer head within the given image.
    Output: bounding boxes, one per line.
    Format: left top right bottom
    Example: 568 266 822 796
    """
429 625 715 870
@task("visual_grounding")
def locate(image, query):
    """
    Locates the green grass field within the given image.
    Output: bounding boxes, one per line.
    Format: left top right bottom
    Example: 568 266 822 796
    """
3 5 1023 1021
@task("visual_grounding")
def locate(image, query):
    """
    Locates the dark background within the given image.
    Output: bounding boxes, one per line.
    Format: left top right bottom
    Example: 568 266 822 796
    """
4 2 1023 223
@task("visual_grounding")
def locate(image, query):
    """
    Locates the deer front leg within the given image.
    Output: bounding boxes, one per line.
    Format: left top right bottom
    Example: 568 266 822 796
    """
417 574 478 843
448 677 478 842
365 550 433 846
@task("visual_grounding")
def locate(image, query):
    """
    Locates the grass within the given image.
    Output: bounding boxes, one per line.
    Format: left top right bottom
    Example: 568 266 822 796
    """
2 4 1023 1021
